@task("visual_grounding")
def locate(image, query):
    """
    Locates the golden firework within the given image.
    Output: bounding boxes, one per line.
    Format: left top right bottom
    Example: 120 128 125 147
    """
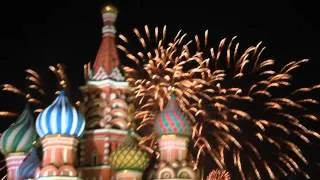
119 25 320 179
0 64 71 117
0 64 69 179
206 169 231 180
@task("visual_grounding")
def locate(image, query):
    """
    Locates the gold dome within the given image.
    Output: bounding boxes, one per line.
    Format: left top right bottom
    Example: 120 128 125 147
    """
101 4 118 15
110 135 150 172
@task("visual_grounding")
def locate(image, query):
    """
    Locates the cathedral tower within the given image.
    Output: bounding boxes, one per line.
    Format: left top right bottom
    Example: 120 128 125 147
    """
35 91 85 180
0 105 37 180
79 4 130 180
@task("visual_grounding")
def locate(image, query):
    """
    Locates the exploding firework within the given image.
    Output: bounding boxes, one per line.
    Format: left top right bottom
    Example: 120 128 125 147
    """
206 169 231 180
118 25 320 179
0 64 69 115
0 64 70 179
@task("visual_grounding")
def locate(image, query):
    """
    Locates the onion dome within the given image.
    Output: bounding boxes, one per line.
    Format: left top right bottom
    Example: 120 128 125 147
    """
110 134 150 172
155 96 192 136
0 105 37 156
35 91 85 138
17 147 41 179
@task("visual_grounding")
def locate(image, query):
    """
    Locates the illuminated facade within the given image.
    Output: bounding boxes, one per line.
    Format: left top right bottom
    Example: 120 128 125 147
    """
78 4 130 180
0 3 197 180
1 1 317 180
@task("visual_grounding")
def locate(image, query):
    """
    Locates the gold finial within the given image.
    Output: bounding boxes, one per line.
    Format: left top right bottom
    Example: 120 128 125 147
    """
101 4 118 15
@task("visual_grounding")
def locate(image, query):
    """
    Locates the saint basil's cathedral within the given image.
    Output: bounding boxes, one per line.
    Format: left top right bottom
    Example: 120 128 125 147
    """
0 3 198 180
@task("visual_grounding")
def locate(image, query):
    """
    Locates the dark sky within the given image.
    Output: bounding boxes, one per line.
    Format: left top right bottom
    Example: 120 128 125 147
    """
0 0 318 83
0 0 317 117
0 0 319 85
0 0 319 145
0 0 319 178
0 0 318 134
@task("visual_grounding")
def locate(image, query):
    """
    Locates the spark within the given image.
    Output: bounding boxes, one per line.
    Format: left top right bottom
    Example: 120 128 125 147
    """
206 169 231 180
120 26 320 179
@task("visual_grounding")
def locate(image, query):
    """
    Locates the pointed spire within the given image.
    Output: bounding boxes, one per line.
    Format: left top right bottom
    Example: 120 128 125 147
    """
92 4 121 78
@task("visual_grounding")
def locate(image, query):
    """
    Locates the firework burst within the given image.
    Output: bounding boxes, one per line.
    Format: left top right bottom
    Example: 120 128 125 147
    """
0 64 69 115
118 25 320 179
119 26 211 127
0 69 44 115
206 169 231 180
0 63 70 179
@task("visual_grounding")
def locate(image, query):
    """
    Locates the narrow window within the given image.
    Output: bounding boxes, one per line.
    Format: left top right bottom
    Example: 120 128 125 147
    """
91 151 97 165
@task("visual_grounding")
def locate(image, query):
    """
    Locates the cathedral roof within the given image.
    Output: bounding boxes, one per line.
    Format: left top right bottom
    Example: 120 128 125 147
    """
17 147 41 179
0 105 37 156
110 134 150 172
154 96 192 137
91 4 122 80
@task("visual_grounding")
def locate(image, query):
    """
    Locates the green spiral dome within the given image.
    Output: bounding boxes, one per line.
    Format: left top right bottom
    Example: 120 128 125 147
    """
110 134 150 172
0 105 37 156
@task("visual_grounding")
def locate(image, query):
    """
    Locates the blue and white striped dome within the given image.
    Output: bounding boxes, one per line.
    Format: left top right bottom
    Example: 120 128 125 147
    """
36 91 85 138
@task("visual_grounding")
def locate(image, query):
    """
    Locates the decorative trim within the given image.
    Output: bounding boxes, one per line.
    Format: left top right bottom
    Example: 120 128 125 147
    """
116 170 143 180
102 13 117 23
86 79 128 88
153 179 194 180
78 165 111 170
37 177 82 180
83 128 128 135
102 25 116 34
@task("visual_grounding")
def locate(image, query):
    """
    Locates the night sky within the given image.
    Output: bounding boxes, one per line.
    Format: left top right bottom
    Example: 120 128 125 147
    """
0 0 319 103
0 0 319 178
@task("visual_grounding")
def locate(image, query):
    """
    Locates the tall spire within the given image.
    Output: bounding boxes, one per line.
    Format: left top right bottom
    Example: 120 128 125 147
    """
92 4 120 79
